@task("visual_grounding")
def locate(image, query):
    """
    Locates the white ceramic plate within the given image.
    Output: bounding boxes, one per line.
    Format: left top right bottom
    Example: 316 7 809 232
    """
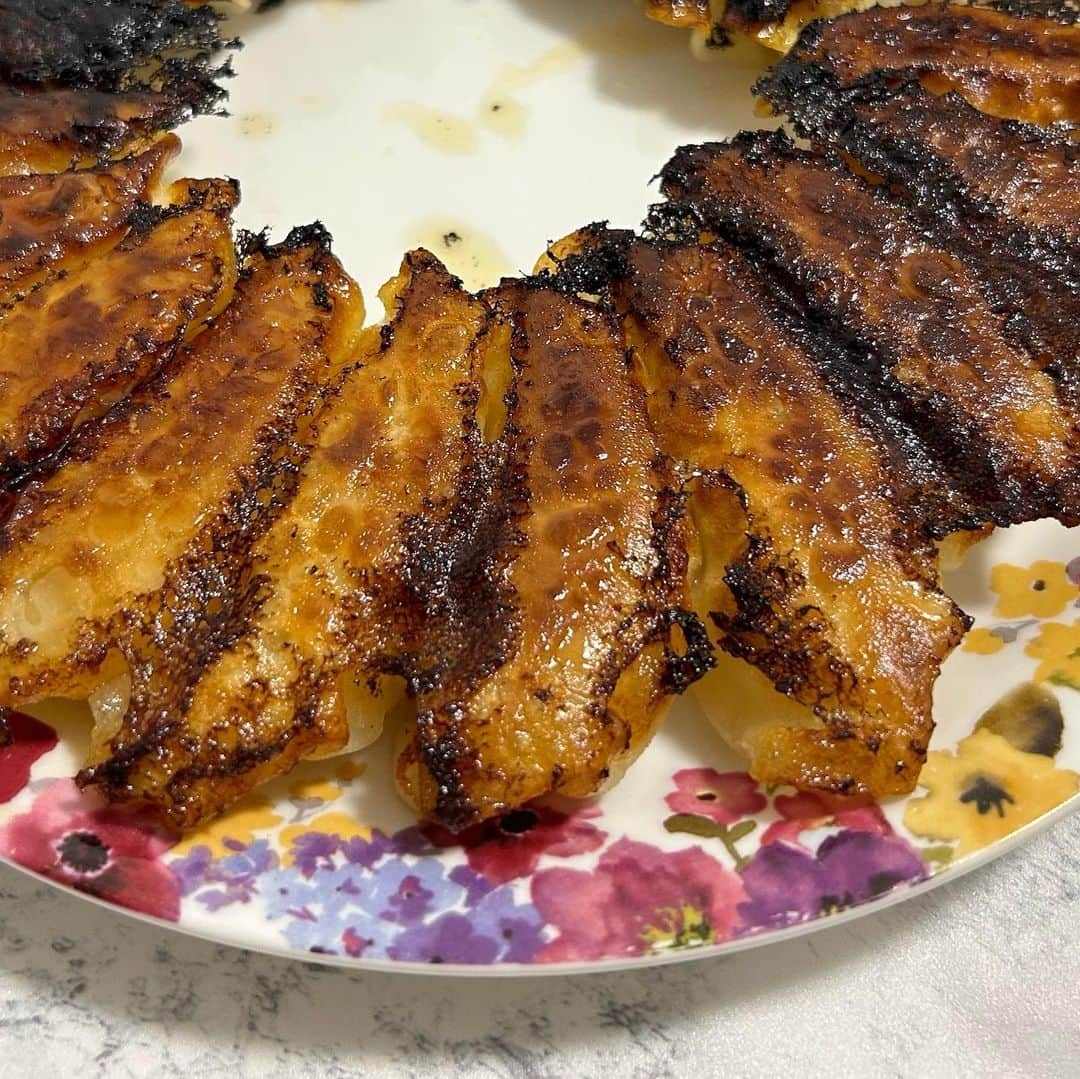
1 0 1076 975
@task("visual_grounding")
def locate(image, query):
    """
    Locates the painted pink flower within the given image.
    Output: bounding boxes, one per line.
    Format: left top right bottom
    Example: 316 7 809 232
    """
0 710 58 803
531 837 746 962
0 779 181 920
664 767 767 824
760 790 891 848
420 801 606 885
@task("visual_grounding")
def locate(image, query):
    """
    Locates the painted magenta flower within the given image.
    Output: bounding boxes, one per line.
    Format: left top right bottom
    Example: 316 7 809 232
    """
664 767 767 825
0 779 181 920
0 710 58 804
738 831 927 932
990 560 1078 620
760 790 890 848
531 838 746 962
420 801 606 885
904 729 1079 857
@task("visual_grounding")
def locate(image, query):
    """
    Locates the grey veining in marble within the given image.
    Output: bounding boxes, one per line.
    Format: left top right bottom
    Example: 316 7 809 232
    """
0 813 1077 1078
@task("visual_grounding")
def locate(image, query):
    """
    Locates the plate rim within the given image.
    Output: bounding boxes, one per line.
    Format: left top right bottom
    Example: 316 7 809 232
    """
2 790 1076 977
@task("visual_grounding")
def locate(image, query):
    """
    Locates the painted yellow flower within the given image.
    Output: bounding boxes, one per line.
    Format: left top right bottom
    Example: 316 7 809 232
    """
904 729 1078 857
990 560 1077 619
962 627 1005 656
288 778 343 803
1026 619 1080 690
172 794 283 858
334 759 367 782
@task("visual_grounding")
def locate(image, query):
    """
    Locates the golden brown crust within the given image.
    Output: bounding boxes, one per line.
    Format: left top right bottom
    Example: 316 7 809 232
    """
0 228 362 714
644 0 711 30
0 136 178 303
75 252 490 827
0 83 216 176
0 175 238 493
603 235 965 796
786 3 1080 124
397 278 702 827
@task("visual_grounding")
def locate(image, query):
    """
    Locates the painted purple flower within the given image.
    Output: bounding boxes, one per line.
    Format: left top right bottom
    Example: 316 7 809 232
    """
420 801 606 885
665 768 767 825
738 830 928 933
171 839 277 910
258 835 545 963
532 838 746 962
366 857 463 924
386 887 545 964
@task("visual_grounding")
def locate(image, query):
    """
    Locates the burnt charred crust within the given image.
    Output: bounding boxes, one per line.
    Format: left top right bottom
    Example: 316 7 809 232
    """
0 0 233 89
713 530 859 711
661 607 714 693
415 706 477 832
758 62 1080 372
720 0 795 31
657 130 1080 531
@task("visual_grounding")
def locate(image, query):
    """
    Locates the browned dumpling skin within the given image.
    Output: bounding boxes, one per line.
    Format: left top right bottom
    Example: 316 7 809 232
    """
0 83 217 176
75 252 495 827
659 131 1080 530
0 228 362 716
645 0 886 52
783 3 1080 124
397 278 699 829
758 67 1080 373
68 252 699 831
0 136 178 303
0 175 238 492
604 233 965 797
644 0 710 31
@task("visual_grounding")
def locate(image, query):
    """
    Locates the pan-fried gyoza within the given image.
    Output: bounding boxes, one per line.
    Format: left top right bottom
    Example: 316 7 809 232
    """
593 230 968 796
52 253 698 831
0 228 362 718
0 174 238 494
758 63 1080 370
0 137 179 303
0 1 1076 829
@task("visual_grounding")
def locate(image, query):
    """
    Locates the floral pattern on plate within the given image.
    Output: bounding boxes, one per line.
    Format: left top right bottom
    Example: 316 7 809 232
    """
1 538 1078 969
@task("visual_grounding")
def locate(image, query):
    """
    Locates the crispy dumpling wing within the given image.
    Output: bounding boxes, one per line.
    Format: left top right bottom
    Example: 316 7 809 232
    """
758 66 1080 368
0 80 223 177
0 0 227 89
0 0 232 177
0 174 238 492
0 136 178 303
0 227 362 711
397 278 702 828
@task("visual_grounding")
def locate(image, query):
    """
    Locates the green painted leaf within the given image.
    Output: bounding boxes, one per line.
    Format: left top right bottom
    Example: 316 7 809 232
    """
921 844 955 870
663 813 727 838
727 819 757 842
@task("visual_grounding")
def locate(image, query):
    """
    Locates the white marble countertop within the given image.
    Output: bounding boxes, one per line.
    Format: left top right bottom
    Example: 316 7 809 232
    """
0 812 1076 1077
